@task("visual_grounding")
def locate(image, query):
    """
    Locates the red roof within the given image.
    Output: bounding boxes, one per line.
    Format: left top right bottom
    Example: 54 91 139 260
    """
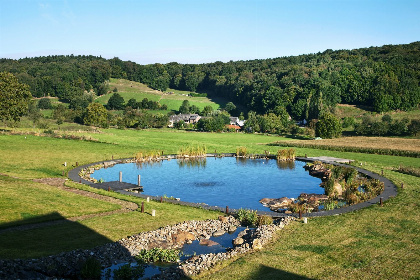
226 125 241 130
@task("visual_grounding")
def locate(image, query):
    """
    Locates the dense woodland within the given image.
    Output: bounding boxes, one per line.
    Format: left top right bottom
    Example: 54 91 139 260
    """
1 42 419 136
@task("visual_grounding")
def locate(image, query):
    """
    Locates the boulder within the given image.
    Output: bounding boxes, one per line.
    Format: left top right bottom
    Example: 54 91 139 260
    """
172 231 195 246
212 230 226 237
332 182 343 197
252 239 263 250
218 216 228 223
260 197 292 210
199 239 219 247
232 237 244 246
228 226 237 234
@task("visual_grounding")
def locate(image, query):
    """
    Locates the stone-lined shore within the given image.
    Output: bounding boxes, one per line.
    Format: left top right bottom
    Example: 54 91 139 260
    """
0 216 294 279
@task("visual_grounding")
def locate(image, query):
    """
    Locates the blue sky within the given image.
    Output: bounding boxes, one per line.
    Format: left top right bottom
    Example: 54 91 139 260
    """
0 0 419 64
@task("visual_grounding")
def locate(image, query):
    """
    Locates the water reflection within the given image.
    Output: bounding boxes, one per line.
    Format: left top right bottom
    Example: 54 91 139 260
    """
177 158 207 168
276 160 295 170
135 160 163 169
236 157 295 170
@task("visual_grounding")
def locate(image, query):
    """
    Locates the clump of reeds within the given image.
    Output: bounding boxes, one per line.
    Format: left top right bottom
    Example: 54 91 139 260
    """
236 146 247 157
135 150 163 162
177 144 207 158
276 148 295 161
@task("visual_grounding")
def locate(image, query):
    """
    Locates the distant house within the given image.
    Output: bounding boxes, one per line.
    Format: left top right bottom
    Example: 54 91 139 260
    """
229 117 245 127
225 124 241 132
168 113 202 127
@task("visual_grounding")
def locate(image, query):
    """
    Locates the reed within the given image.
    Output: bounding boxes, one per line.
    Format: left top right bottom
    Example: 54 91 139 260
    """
135 150 163 162
236 146 247 157
177 144 207 158
276 148 295 161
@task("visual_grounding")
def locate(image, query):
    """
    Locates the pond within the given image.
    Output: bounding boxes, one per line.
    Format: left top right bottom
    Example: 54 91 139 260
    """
91 157 323 211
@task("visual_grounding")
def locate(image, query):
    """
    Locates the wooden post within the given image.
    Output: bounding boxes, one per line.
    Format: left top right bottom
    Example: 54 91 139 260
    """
76 162 78 166
112 155 114 160
152 209 156 217
401 183 404 189
303 217 308 224
108 186 110 192
138 175 141 186
160 196 163 203
141 202 144 213
62 171 65 176
79 179 81 183
380 197 383 206
226 206 229 214
299 210 302 219
381 169 384 176
119 171 122 182
146 197 150 202
64 162 67 167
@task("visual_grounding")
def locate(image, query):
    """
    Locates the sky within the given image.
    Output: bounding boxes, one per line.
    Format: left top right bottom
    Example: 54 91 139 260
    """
0 0 419 65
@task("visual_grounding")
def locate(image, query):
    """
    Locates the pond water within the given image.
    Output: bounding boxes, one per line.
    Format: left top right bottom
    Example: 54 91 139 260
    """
92 157 323 211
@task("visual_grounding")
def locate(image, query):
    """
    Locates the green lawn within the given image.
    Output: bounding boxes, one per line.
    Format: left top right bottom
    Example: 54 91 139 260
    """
0 128 419 279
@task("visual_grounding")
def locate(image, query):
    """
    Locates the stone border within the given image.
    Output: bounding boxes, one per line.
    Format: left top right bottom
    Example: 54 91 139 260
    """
68 154 398 218
0 216 294 279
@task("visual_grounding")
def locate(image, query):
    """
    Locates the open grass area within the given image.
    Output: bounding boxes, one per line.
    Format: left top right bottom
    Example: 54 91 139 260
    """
95 79 222 112
0 176 120 227
0 128 419 279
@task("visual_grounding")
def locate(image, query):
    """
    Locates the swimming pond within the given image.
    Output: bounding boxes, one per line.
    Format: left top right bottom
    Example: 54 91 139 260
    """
91 157 323 211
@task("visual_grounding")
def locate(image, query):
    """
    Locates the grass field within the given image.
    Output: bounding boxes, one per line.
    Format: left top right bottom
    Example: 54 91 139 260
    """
95 78 222 112
0 128 419 279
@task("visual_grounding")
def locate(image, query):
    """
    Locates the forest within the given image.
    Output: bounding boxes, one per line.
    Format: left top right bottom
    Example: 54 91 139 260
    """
0 42 419 135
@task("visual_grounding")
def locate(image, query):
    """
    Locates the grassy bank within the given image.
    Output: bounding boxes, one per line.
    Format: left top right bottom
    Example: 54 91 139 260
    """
0 129 419 279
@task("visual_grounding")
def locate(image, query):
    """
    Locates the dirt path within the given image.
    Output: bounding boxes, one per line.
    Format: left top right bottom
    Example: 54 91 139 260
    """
0 178 138 233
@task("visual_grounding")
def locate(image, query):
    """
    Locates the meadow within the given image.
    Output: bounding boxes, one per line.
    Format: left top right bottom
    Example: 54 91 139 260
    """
0 127 419 279
95 78 222 112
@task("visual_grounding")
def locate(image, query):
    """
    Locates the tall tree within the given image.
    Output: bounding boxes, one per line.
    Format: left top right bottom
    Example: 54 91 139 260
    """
0 72 32 122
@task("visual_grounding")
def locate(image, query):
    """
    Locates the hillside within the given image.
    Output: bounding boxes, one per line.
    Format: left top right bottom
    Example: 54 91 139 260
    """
96 78 222 112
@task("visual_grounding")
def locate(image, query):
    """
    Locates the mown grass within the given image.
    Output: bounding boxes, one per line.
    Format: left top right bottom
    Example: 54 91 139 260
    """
0 176 120 227
0 128 419 279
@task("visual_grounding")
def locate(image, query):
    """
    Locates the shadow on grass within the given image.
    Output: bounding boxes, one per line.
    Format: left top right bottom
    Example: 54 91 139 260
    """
0 212 129 278
247 264 315 280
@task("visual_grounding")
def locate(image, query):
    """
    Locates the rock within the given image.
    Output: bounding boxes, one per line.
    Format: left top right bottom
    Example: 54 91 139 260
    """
228 226 237 233
332 182 343 197
232 237 244 246
172 231 195 246
252 239 263 250
213 230 225 237
218 216 228 223
299 193 328 205
260 197 293 211
199 239 219 247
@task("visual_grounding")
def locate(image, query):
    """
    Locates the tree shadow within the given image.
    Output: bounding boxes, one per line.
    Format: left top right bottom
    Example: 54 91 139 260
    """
247 264 315 280
0 212 131 279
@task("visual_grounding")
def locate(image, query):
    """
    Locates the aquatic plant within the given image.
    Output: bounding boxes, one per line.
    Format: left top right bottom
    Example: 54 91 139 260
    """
276 148 295 161
236 146 247 157
136 248 181 263
256 215 273 226
237 208 258 226
177 144 207 157
135 150 163 162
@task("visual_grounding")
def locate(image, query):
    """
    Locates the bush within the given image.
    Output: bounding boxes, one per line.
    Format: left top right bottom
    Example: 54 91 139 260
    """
257 215 273 226
237 208 258 226
80 257 101 280
37 98 53 109
113 264 145 280
315 113 342 138
135 248 180 263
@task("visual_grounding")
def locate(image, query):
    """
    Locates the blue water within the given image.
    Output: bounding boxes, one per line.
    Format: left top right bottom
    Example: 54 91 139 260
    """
92 157 323 211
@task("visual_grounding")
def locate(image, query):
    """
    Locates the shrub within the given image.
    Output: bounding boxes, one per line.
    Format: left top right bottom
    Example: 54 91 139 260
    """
136 248 181 263
315 113 342 138
113 264 145 280
257 215 273 226
37 98 53 109
237 208 258 226
80 257 101 280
